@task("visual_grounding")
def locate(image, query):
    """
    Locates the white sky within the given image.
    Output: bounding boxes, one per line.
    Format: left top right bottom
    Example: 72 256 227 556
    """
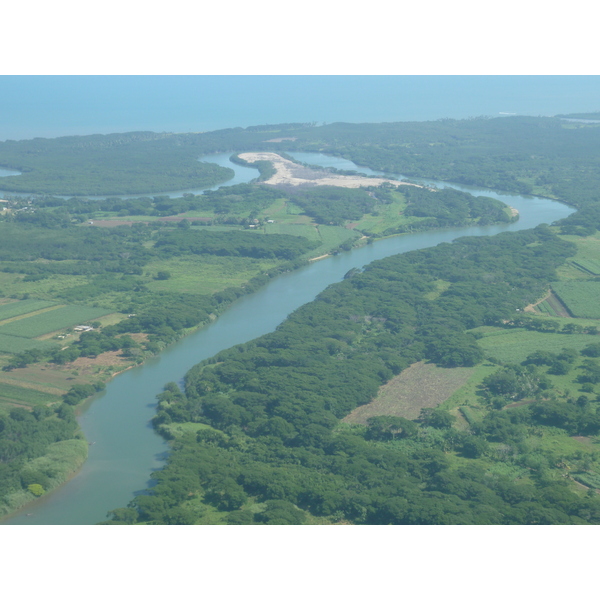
2 1 597 75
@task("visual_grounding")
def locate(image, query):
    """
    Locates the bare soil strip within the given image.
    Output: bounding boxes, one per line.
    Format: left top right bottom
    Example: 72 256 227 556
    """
545 293 572 317
238 152 421 189
342 361 475 423
525 291 571 317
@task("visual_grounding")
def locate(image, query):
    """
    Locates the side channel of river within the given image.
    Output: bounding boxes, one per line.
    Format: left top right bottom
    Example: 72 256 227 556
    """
3 153 575 524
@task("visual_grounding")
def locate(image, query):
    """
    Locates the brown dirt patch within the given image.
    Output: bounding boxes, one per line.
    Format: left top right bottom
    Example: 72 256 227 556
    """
0 349 134 395
127 333 149 343
342 361 475 424
69 350 127 369
572 436 592 445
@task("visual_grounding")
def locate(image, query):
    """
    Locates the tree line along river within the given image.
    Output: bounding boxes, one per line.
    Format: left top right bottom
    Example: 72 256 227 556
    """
2 153 575 525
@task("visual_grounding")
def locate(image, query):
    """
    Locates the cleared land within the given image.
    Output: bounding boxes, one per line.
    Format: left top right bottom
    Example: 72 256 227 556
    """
238 152 421 190
342 361 475 423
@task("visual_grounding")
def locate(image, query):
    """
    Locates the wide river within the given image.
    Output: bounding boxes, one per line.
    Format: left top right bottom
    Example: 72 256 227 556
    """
3 153 575 525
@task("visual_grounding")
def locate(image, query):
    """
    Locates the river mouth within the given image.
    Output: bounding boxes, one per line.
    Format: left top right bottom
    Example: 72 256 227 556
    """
2 153 575 525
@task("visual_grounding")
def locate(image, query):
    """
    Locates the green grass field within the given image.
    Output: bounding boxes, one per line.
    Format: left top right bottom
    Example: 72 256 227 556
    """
0 299 58 321
444 362 500 408
0 380 62 409
259 198 312 225
263 223 358 257
552 281 600 319
350 189 428 235
571 259 600 276
0 272 90 301
315 226 359 252
0 333 56 354
0 305 112 338
476 328 595 364
145 254 282 295
556 232 600 280
264 223 321 241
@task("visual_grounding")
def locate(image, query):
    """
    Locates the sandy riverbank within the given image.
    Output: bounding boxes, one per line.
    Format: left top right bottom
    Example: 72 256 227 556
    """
238 152 421 189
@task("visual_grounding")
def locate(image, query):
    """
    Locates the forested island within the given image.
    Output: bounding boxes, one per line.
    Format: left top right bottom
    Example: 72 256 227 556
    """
2 115 600 524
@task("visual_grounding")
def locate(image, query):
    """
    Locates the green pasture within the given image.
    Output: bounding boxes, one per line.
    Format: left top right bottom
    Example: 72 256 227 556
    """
315 226 359 253
163 421 216 439
264 223 358 256
0 381 62 409
476 327 595 364
259 198 312 225
424 279 452 301
264 222 321 241
145 254 282 295
0 272 90 301
571 259 600 276
444 363 500 409
557 232 600 280
0 333 56 354
350 189 426 235
552 281 600 319
0 305 112 338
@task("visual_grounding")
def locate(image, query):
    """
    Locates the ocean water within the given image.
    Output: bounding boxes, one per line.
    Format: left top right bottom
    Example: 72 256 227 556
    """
0 75 599 141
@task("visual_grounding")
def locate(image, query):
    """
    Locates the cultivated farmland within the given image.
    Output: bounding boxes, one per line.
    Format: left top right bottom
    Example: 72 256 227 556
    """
571 259 600 276
477 328 595 363
0 380 61 409
552 281 600 319
0 299 58 321
0 305 112 338
0 333 55 354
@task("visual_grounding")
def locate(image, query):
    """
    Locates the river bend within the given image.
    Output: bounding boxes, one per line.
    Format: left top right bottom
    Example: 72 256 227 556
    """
3 153 574 524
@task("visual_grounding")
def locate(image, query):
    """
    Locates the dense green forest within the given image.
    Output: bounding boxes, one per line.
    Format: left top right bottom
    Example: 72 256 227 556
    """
0 132 237 195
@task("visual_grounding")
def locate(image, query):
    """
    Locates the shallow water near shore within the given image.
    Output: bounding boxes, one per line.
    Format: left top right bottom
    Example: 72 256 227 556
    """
3 153 575 525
